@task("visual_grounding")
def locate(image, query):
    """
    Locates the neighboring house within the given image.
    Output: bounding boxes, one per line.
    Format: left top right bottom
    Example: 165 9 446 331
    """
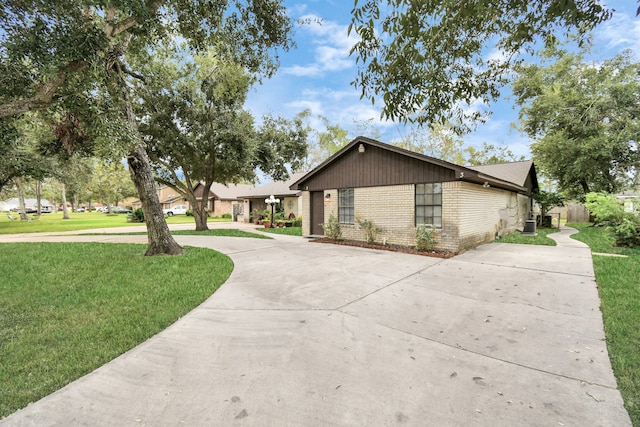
238 172 307 223
193 182 254 219
618 189 640 213
157 186 185 209
1 198 54 213
130 185 184 210
290 136 539 252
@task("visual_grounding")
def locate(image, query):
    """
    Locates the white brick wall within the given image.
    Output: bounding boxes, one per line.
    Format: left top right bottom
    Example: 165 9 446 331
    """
301 191 311 235
300 182 531 252
443 181 528 251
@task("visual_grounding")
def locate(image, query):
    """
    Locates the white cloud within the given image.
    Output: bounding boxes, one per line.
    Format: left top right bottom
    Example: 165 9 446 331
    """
596 12 640 57
282 13 359 77
283 64 322 77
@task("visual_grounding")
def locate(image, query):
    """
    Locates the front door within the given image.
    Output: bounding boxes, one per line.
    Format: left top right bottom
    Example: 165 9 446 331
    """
310 191 324 235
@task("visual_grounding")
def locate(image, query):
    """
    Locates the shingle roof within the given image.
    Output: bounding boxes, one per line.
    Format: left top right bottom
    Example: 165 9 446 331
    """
469 160 534 188
209 183 254 200
239 172 307 199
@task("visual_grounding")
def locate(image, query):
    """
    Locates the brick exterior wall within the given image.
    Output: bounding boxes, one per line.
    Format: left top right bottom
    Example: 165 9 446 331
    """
301 191 311 234
328 185 416 247
302 182 531 252
442 181 528 251
211 200 233 217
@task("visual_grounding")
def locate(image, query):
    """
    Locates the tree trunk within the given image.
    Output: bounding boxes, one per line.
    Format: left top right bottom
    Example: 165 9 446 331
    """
117 59 182 256
193 201 209 231
61 184 70 220
36 181 42 216
128 147 183 256
16 177 28 221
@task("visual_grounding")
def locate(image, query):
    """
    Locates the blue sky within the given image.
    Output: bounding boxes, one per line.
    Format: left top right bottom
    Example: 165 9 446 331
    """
246 1 640 162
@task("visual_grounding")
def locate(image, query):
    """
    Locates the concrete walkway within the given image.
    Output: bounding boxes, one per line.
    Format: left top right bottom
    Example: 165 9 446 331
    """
0 226 631 426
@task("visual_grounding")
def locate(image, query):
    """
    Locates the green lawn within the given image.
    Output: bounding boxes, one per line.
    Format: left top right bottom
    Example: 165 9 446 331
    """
258 226 302 236
81 229 273 239
495 227 559 246
568 223 640 425
0 242 233 418
0 211 230 234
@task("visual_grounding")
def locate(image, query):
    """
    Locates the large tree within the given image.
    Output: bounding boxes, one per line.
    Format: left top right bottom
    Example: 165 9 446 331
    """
297 110 350 170
348 0 612 131
138 48 307 231
513 48 640 198
1 1 293 255
391 123 522 166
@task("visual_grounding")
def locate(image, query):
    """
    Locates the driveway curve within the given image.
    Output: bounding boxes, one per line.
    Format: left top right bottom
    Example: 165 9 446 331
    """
0 226 631 426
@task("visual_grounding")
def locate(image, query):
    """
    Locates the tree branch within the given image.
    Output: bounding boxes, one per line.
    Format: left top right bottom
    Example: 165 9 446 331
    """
0 61 86 119
105 1 164 39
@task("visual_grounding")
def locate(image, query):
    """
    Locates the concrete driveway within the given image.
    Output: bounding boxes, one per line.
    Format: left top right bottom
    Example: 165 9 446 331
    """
0 227 631 426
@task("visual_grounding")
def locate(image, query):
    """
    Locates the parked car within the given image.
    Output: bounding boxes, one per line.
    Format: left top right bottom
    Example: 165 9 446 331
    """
76 207 85 213
109 206 132 214
11 207 36 214
96 207 108 213
162 204 188 217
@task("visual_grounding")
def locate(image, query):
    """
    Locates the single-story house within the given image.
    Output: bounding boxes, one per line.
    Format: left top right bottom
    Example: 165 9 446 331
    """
238 172 307 223
193 182 254 219
290 136 539 252
1 198 54 213
130 185 184 211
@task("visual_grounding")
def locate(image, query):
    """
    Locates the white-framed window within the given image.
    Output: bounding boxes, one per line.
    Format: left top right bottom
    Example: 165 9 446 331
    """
415 183 442 228
338 188 354 224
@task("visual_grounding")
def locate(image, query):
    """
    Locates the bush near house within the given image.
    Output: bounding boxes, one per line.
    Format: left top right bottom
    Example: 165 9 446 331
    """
415 225 437 251
357 217 381 243
322 212 342 240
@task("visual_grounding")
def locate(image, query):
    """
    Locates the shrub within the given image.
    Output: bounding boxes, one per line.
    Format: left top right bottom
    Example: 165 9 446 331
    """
585 192 640 248
293 216 302 227
584 193 625 226
186 210 193 217
357 217 381 243
222 213 232 219
415 225 437 251
321 212 342 240
128 208 144 223
611 215 640 248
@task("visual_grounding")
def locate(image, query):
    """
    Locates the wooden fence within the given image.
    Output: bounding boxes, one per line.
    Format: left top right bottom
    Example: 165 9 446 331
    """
567 202 591 223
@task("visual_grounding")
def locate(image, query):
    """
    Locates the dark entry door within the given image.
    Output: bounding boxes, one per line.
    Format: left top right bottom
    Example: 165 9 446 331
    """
310 191 324 235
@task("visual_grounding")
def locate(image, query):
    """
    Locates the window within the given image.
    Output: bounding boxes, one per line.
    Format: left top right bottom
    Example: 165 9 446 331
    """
338 188 354 224
415 183 442 228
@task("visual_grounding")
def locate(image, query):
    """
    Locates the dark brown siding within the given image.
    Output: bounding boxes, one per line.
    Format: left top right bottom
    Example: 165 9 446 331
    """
299 144 456 191
310 191 324 235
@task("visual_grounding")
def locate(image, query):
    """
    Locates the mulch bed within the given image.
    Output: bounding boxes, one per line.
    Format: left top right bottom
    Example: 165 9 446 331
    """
310 237 456 258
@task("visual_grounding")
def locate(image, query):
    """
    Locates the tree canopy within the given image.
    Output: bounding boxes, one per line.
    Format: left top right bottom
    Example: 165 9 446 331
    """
348 0 612 131
137 47 307 231
514 48 640 198
391 123 523 166
1 0 294 255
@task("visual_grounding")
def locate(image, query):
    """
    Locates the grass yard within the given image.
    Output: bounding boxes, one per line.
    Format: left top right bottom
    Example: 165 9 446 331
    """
0 242 233 419
81 229 273 239
495 227 559 246
569 223 640 426
258 226 302 236
0 211 230 234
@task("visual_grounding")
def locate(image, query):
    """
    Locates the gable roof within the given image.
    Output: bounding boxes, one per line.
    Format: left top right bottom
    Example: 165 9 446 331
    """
469 160 538 189
291 136 536 194
193 182 254 200
210 183 254 200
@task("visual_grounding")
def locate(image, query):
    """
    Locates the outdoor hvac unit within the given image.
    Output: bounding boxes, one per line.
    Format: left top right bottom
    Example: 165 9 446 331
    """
523 219 537 235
